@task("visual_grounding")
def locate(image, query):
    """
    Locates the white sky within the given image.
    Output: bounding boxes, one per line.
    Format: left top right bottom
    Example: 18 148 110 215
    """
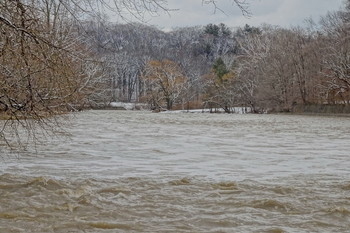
108 0 346 30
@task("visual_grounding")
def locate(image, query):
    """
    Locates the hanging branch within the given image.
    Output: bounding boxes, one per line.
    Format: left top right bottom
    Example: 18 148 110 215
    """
202 0 251 17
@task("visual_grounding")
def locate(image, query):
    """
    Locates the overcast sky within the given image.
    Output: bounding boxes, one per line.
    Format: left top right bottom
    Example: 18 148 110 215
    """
110 0 346 31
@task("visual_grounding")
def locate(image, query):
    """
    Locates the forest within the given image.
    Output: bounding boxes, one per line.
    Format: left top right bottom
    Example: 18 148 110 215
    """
83 6 350 114
0 0 350 120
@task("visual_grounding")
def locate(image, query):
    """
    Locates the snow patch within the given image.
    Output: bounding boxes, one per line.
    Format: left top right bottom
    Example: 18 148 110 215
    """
161 107 252 114
110 102 135 110
110 102 148 110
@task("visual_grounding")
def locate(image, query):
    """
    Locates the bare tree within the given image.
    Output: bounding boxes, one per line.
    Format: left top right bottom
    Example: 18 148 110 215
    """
235 24 323 112
0 0 93 151
141 59 188 110
320 10 350 104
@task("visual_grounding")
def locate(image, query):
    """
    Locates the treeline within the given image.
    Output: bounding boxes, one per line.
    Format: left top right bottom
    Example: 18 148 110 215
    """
82 21 239 109
83 2 350 113
1 0 349 118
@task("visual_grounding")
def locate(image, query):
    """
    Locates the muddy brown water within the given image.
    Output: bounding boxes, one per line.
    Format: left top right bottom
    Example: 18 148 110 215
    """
1 110 350 232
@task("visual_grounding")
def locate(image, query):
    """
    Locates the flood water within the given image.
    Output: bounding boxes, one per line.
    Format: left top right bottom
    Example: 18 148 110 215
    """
1 110 350 232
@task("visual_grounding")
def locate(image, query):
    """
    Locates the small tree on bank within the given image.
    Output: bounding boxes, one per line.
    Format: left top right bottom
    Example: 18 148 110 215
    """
141 60 188 110
203 58 238 113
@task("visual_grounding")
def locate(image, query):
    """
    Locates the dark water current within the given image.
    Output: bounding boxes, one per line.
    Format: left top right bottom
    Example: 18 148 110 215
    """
1 110 350 232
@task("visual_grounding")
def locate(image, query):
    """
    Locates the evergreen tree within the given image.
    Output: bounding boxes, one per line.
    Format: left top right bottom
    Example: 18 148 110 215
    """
204 24 220 36
213 58 229 79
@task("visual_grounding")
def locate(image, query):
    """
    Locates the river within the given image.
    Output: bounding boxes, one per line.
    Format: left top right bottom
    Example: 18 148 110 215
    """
1 110 350 232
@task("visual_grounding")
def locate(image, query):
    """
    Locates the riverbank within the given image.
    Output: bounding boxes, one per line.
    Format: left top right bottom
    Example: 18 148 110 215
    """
85 102 350 117
290 104 350 116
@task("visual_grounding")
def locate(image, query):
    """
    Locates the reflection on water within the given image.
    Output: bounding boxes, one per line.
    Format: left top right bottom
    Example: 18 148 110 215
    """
1 110 350 232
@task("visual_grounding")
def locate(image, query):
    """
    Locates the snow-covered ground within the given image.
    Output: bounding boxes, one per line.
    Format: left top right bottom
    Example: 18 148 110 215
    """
161 107 252 114
110 102 252 114
110 102 148 110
